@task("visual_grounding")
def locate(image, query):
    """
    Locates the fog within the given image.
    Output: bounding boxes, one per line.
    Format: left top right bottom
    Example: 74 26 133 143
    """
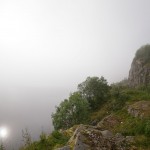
0 0 150 149
0 86 71 148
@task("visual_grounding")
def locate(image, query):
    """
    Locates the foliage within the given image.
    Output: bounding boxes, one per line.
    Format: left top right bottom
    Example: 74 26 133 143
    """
20 76 150 150
145 120 150 137
52 92 90 130
20 130 70 150
21 128 32 148
111 78 129 87
78 76 110 110
113 109 150 136
134 135 150 149
110 85 130 111
0 143 5 150
90 100 112 123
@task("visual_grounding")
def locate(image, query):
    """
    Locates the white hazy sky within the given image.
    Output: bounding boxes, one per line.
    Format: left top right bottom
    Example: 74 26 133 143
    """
1 0 150 88
0 0 150 148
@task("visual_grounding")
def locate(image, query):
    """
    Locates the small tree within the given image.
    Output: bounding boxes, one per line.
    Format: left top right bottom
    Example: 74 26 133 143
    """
51 92 90 130
0 143 5 150
22 128 32 148
78 76 110 110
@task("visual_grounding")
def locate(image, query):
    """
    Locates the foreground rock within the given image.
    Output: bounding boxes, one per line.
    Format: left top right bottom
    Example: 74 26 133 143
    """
57 125 132 150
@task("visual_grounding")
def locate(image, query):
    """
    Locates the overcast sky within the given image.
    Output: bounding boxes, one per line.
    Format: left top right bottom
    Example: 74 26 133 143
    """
0 0 150 148
1 0 150 88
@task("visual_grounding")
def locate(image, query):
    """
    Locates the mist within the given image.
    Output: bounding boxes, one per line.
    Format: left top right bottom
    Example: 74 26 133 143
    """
0 0 150 149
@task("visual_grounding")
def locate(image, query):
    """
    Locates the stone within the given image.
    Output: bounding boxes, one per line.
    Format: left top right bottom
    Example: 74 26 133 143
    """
100 130 113 138
56 146 71 150
127 101 150 118
128 45 150 87
65 125 129 150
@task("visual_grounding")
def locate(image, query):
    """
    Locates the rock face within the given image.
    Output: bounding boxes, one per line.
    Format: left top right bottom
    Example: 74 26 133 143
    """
128 45 150 87
59 125 131 150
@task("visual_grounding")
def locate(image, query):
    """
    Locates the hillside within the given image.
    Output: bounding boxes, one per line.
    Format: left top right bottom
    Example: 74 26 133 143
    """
20 46 150 150
19 87 150 150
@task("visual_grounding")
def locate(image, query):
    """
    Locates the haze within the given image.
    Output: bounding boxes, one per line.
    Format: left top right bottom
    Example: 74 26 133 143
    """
0 0 150 149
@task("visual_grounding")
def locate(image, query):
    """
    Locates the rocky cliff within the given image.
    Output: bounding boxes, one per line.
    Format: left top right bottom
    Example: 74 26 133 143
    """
128 45 150 87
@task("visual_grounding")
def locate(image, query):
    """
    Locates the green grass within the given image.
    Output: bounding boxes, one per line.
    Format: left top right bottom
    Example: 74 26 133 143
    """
20 131 70 150
21 86 150 150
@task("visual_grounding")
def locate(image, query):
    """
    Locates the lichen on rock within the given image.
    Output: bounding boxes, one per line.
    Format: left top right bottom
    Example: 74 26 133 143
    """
58 124 131 150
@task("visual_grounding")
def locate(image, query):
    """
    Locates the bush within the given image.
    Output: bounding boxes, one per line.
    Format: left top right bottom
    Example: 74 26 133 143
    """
111 86 130 111
78 76 110 110
51 92 90 130
20 130 69 150
145 120 150 137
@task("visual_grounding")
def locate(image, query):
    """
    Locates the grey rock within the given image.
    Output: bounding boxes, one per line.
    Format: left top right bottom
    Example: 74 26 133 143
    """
67 125 128 150
100 130 113 138
74 132 90 150
56 146 71 150
128 45 150 87
127 101 150 118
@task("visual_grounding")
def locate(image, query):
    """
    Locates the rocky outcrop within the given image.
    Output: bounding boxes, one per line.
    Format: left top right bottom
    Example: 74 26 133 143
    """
97 114 121 130
58 125 132 150
128 45 150 87
127 101 150 119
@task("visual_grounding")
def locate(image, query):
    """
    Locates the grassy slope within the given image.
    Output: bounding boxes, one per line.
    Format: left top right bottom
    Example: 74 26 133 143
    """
20 87 150 150
91 87 150 149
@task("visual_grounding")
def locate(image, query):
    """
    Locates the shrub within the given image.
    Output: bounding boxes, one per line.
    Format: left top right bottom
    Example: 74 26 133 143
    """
51 92 90 130
145 120 150 137
78 76 110 110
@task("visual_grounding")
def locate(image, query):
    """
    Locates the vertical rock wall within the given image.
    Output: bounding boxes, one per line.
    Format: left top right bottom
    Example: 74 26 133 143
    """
128 45 150 87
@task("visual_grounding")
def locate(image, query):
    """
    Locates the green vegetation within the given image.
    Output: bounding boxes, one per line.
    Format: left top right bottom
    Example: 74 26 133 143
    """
20 76 150 150
78 76 110 110
51 92 90 130
20 45 150 149
0 143 5 150
145 120 150 137
20 130 70 150
89 83 150 149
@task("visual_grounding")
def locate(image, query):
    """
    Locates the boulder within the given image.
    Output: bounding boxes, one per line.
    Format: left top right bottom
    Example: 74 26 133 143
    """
127 101 150 118
66 124 129 150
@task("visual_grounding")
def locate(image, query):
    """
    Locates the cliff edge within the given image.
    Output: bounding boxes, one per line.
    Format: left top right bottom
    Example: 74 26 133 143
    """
128 45 150 87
